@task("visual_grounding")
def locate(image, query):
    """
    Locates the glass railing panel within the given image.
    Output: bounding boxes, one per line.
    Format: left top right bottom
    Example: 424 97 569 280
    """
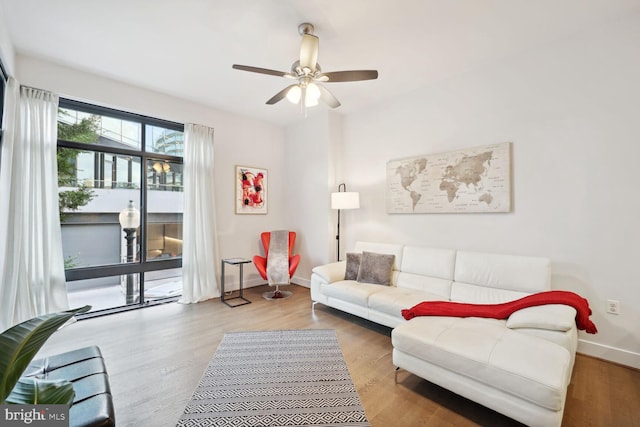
58 108 142 150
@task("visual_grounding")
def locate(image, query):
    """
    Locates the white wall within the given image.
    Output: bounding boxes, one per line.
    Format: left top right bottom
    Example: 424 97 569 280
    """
284 111 342 285
0 5 15 75
334 13 640 367
15 55 287 291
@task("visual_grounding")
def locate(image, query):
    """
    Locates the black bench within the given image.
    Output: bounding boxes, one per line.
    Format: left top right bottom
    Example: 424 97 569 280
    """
26 346 115 427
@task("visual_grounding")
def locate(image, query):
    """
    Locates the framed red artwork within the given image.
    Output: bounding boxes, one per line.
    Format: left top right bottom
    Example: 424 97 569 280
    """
235 165 267 214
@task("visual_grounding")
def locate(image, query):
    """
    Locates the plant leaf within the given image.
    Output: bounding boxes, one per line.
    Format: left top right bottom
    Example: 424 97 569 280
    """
5 377 75 405
0 305 90 403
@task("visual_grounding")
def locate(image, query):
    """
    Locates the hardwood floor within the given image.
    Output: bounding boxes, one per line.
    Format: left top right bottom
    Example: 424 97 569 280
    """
37 285 640 427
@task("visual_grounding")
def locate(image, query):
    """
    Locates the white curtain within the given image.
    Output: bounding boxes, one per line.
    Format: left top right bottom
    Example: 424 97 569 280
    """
179 123 219 303
0 79 68 331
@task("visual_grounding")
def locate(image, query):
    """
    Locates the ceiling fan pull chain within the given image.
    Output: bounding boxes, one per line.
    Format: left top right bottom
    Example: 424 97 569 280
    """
301 85 307 117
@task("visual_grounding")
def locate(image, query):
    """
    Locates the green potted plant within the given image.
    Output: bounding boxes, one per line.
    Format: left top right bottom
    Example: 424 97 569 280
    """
0 305 90 404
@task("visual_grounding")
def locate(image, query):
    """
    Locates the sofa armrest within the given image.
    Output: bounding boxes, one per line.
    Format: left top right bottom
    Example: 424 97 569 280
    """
506 304 577 332
311 261 346 284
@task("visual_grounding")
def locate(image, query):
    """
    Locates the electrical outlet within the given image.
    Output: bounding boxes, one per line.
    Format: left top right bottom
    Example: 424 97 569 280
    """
607 300 620 315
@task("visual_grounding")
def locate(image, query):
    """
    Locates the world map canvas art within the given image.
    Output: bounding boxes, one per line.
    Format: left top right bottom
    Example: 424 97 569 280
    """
386 142 512 213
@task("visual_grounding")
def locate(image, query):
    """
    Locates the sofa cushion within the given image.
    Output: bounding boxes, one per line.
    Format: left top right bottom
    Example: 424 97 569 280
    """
396 272 452 300
392 317 571 411
450 281 531 304
368 288 446 318
514 327 578 357
507 304 577 331
344 252 361 280
454 251 551 294
401 246 456 280
311 261 347 283
356 251 395 285
321 281 386 306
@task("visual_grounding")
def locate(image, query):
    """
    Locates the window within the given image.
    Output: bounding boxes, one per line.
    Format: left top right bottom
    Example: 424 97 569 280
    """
58 99 184 315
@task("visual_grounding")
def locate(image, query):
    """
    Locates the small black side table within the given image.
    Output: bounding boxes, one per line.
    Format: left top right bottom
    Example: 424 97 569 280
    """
221 258 252 307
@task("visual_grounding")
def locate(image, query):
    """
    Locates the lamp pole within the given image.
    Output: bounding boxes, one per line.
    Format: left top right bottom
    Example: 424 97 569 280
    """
119 200 140 304
331 183 360 262
123 228 136 304
335 183 345 261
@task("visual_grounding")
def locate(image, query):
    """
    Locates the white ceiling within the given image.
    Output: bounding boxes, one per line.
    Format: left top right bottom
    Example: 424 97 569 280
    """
1 0 638 127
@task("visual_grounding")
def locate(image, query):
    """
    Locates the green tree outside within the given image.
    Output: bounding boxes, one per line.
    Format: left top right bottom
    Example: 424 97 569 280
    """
57 113 98 268
56 113 98 222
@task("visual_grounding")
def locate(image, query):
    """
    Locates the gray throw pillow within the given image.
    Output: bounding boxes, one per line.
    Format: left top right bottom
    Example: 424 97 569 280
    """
356 251 395 286
344 252 361 280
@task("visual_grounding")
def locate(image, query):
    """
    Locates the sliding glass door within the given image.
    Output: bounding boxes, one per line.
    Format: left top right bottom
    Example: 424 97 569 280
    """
58 99 184 315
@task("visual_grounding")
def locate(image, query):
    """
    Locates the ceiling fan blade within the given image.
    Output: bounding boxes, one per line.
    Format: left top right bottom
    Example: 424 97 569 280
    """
317 84 341 109
299 34 319 71
232 64 293 78
320 70 379 82
266 84 298 105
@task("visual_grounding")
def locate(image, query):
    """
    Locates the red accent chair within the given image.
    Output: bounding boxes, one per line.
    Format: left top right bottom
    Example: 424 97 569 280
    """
253 231 301 298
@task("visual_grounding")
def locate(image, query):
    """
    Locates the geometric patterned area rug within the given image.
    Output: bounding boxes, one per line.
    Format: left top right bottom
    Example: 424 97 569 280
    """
177 329 371 427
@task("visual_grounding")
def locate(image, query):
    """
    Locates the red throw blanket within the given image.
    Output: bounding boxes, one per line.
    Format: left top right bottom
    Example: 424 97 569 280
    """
401 290 597 334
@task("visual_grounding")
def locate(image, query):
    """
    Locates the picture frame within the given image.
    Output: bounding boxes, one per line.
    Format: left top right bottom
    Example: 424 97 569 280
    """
235 165 268 214
386 142 512 214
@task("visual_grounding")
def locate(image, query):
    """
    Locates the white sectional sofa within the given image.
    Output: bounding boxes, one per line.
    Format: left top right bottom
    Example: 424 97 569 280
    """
310 241 578 427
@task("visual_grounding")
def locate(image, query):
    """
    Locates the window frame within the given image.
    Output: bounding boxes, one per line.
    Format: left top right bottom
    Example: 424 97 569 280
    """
58 98 184 309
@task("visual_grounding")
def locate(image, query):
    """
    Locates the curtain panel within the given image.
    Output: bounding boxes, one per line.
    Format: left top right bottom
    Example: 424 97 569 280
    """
180 123 219 303
0 79 68 331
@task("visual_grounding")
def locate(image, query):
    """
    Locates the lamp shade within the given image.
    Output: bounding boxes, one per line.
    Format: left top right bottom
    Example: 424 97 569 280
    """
331 192 360 210
119 200 140 229
286 85 301 104
305 83 321 107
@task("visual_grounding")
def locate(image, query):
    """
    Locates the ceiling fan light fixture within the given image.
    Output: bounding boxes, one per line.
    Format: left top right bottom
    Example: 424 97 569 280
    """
304 95 319 107
286 85 301 104
306 82 321 102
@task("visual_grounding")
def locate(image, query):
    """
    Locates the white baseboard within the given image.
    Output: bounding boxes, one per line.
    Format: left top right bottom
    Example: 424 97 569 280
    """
230 277 309 290
578 339 640 369
292 276 310 287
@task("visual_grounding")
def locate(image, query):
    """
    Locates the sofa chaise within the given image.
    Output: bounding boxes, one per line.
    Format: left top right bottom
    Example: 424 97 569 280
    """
310 241 581 427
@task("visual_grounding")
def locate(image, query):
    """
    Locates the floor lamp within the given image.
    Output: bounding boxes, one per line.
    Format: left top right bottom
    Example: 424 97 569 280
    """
331 183 360 261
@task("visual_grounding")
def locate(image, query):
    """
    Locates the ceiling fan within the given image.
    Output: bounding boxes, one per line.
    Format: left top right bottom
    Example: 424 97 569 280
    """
232 23 378 110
